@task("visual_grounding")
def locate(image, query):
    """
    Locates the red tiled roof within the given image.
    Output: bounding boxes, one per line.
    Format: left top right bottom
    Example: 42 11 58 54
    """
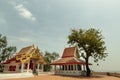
51 57 86 65
51 46 92 65
3 60 10 64
3 56 20 64
62 47 76 58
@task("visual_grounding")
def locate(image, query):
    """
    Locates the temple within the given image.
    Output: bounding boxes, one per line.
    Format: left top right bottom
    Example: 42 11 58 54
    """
3 45 47 73
51 46 91 76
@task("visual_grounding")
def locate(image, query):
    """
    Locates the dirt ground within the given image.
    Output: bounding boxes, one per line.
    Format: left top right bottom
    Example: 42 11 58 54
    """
4 74 120 80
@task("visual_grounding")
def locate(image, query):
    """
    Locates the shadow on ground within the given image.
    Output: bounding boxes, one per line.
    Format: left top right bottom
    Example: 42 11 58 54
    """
51 74 104 79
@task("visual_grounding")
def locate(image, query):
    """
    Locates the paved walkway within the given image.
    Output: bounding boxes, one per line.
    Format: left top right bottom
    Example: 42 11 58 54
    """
0 73 33 80
0 72 54 80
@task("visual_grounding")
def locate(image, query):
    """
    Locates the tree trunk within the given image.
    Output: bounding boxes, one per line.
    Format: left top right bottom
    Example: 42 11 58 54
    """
85 57 91 77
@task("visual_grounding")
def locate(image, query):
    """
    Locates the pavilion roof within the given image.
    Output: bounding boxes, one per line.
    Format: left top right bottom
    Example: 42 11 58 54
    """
51 46 92 65
51 57 87 65
62 47 76 58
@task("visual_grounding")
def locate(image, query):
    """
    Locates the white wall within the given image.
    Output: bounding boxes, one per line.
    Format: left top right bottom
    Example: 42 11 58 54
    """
4 61 21 73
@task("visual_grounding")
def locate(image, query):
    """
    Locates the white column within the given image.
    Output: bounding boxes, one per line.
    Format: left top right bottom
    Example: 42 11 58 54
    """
27 63 30 73
37 64 40 72
73 65 75 71
82 65 83 71
21 62 24 73
76 64 78 71
62 65 63 71
83 65 85 71
64 65 66 70
67 65 69 71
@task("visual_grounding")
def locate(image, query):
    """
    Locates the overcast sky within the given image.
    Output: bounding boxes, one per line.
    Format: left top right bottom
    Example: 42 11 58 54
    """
0 0 120 72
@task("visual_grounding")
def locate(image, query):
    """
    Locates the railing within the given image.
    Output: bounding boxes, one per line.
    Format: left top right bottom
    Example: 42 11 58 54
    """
23 70 32 73
23 69 43 73
55 70 86 76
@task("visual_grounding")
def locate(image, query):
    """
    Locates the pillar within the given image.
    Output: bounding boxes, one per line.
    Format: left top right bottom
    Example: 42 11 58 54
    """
21 62 24 73
65 65 66 70
70 64 72 70
37 64 40 72
27 63 30 73
81 65 83 71
67 65 69 71
76 64 78 71
83 65 85 71
73 65 75 71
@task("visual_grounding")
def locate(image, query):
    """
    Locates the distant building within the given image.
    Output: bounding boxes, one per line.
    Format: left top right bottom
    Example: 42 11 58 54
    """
51 46 92 76
3 45 47 73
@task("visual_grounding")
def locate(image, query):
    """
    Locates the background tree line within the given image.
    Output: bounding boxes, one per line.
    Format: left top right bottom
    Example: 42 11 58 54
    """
42 51 59 71
0 34 16 72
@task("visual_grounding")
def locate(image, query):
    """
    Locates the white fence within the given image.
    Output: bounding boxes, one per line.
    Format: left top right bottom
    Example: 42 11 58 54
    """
55 70 86 76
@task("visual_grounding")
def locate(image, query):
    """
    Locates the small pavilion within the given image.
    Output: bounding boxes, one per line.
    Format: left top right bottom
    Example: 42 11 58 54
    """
51 47 91 76
3 45 47 73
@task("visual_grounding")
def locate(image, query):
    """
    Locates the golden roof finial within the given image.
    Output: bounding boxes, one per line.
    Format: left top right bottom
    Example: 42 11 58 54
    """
36 46 39 49
32 44 34 48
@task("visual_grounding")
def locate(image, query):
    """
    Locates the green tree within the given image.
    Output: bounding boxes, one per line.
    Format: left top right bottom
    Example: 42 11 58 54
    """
51 52 60 62
68 28 108 76
0 34 16 72
44 51 59 71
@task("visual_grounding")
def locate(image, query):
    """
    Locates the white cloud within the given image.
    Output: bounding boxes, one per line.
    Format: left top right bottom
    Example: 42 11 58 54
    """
18 37 33 42
15 4 36 21
9 36 33 42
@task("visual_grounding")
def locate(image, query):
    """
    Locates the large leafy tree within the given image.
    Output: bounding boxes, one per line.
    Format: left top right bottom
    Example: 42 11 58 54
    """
0 34 16 72
68 28 108 76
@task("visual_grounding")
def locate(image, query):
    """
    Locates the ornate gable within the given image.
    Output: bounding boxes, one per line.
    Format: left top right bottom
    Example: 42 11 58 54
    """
62 46 80 58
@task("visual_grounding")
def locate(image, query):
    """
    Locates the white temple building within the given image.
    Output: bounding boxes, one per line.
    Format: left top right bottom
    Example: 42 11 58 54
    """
51 47 92 76
3 45 47 73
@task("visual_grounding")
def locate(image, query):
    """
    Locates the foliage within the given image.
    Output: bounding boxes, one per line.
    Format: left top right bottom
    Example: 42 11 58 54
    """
43 51 59 71
0 34 16 72
68 28 108 76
